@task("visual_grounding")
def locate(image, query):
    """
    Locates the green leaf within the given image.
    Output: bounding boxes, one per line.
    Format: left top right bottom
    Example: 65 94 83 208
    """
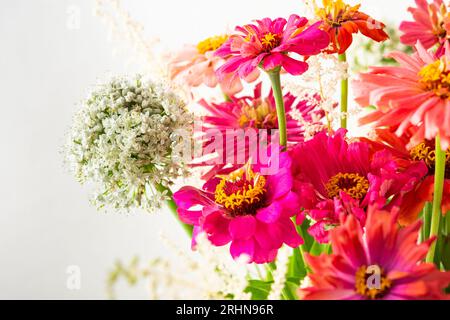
245 280 273 300
299 219 314 252
309 242 330 256
440 236 450 271
287 248 307 281
284 280 300 300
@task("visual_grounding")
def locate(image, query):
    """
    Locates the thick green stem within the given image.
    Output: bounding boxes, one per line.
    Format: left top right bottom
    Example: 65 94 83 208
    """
338 53 348 129
156 184 193 237
426 135 446 263
267 70 287 149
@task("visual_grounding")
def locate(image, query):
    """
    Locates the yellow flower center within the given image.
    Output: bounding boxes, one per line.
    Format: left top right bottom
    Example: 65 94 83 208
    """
214 166 267 217
419 60 450 98
326 172 369 200
410 140 450 178
238 101 278 129
315 0 360 26
260 32 281 52
197 35 229 55
355 265 392 300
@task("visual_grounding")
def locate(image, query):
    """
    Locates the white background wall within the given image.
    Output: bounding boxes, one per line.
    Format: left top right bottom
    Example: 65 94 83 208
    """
0 0 409 299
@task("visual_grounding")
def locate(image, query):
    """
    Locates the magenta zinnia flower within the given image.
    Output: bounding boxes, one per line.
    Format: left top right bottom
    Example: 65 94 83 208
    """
194 83 324 179
215 15 329 81
173 152 302 264
299 207 450 300
290 129 426 243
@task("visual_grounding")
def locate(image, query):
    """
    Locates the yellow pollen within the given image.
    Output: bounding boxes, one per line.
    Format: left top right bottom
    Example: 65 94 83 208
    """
238 101 277 129
326 172 369 200
315 0 360 25
355 265 392 300
410 141 450 178
214 166 267 216
197 35 229 55
260 33 280 51
419 60 450 98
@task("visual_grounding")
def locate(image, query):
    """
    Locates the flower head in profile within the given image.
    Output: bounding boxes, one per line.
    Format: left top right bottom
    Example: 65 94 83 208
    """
215 15 329 81
354 42 450 150
169 35 259 96
173 152 302 264
400 0 450 56
314 0 389 54
65 75 193 212
194 83 324 179
369 127 450 226
299 206 450 300
290 129 426 243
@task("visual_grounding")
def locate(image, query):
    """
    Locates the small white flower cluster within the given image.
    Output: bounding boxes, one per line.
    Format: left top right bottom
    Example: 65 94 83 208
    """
94 0 168 78
267 246 291 300
108 233 252 300
194 233 251 300
65 75 193 212
285 53 349 133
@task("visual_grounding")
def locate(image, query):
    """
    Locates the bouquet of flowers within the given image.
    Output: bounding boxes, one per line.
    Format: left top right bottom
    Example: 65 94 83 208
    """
66 0 450 300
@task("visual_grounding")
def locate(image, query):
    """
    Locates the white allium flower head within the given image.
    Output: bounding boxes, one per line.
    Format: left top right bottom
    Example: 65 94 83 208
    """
65 75 194 212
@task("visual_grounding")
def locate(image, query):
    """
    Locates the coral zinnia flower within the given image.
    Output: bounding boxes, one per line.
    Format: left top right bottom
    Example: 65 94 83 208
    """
353 42 450 150
290 129 426 243
169 35 259 96
173 153 302 264
194 83 324 179
314 0 389 54
299 207 450 300
400 0 450 56
369 127 450 225
215 15 329 81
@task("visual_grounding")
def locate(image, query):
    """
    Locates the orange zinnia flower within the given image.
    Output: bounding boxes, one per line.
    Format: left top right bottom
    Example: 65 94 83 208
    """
314 0 389 54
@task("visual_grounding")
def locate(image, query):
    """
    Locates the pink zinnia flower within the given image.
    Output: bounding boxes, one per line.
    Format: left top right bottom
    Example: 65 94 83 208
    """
169 35 259 96
400 0 450 56
353 42 450 150
290 129 426 243
299 206 450 300
193 83 324 179
173 152 302 264
215 15 329 81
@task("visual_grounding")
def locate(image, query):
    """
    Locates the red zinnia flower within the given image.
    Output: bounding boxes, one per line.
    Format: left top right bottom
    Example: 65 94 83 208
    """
368 127 450 226
299 206 450 300
290 129 426 243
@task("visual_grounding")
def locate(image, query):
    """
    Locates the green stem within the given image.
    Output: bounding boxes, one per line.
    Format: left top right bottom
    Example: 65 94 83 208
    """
338 53 348 129
156 184 193 237
446 211 450 235
422 202 433 242
426 135 446 263
267 70 287 149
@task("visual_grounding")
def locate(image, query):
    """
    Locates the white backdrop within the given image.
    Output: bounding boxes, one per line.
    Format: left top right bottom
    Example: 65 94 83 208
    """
0 0 409 299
